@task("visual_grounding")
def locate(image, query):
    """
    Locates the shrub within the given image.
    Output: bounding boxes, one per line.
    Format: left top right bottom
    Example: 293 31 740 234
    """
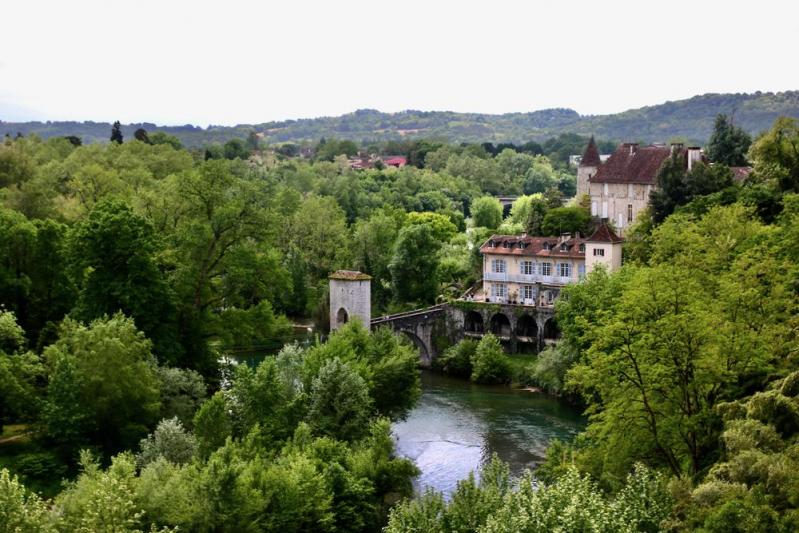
435 339 477 378
470 335 511 384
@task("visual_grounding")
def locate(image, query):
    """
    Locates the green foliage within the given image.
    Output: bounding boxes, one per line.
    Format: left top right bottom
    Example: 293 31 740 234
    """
470 196 503 229
68 199 181 363
192 391 232 459
406 211 458 243
470 334 511 384
42 314 161 455
434 338 477 378
527 344 578 395
649 152 734 223
307 358 372 442
386 458 671 533
137 417 198 467
389 224 441 304
749 116 799 193
0 468 58 532
155 366 206 428
56 451 175 532
706 114 752 166
540 205 590 236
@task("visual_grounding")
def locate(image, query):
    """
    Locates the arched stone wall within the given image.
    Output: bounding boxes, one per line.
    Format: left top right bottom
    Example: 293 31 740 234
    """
489 313 512 337
464 311 484 333
543 317 560 341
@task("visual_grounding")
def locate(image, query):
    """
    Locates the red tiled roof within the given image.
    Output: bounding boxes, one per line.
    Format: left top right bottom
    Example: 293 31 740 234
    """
479 234 587 259
590 144 675 184
383 156 407 166
587 223 623 243
580 136 601 167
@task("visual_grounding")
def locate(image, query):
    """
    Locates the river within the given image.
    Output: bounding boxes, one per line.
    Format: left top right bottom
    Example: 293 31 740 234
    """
392 371 585 497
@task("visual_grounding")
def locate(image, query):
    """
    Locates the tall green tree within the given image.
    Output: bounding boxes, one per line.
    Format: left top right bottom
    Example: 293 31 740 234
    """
68 199 182 364
110 121 124 144
42 314 161 455
706 114 751 166
749 116 799 193
470 196 503 229
389 224 440 304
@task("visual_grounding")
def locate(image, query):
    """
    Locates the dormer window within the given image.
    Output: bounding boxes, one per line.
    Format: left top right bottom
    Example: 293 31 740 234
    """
579 243 585 253
560 243 568 252
503 241 512 249
543 242 551 251
488 240 495 248
517 242 525 249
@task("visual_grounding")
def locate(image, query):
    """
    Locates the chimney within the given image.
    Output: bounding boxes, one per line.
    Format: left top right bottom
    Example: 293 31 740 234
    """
559 232 571 243
670 142 684 154
625 142 639 155
687 147 702 171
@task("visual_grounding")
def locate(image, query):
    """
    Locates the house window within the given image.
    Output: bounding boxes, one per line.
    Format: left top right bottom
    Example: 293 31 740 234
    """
540 262 552 276
591 202 598 216
593 248 605 257
491 283 507 298
521 261 535 275
579 243 585 253
602 201 608 218
560 243 569 252
627 204 633 222
517 241 526 249
603 183 609 196
558 263 571 277
542 242 551 251
578 263 586 279
491 259 506 273
522 285 534 300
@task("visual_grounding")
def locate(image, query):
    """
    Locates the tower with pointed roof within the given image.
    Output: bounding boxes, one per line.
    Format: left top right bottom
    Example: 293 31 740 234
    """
585 222 623 274
577 136 601 198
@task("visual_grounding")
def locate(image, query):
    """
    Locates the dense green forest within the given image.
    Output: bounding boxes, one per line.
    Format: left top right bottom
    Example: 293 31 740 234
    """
3 91 797 147
2 115 799 531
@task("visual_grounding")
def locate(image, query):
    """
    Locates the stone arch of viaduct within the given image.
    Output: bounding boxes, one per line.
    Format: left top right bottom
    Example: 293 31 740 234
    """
370 303 561 365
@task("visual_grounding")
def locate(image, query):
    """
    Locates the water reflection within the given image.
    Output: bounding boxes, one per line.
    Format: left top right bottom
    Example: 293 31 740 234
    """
392 371 585 497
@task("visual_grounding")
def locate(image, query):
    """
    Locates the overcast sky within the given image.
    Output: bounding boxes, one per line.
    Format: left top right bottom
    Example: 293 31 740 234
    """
1 0 796 126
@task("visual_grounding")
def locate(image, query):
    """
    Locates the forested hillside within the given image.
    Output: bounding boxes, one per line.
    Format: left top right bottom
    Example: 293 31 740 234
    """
2 91 797 147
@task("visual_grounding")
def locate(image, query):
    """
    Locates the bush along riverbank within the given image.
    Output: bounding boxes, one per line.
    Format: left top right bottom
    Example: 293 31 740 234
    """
431 335 582 403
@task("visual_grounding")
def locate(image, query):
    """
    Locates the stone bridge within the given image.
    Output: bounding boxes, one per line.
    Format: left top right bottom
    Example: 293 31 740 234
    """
371 302 561 365
371 305 445 366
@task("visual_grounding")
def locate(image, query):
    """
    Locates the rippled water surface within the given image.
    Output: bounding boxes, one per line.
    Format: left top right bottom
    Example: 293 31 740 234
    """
392 371 585 496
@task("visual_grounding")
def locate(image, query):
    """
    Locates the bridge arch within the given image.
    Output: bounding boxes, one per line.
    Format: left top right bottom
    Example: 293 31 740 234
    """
400 329 430 365
543 317 560 341
489 313 512 337
464 311 484 333
516 314 538 338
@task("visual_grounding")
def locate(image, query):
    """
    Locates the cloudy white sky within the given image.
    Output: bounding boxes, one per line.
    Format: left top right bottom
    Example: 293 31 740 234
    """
1 0 796 126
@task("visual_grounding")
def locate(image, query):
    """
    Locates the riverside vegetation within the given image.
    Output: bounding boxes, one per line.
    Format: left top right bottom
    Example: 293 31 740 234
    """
1 116 799 531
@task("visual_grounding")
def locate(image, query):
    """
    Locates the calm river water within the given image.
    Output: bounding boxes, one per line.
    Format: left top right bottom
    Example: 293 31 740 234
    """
392 371 585 497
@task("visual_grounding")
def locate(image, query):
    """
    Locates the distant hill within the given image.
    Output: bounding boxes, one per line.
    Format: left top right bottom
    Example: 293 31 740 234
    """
2 91 797 148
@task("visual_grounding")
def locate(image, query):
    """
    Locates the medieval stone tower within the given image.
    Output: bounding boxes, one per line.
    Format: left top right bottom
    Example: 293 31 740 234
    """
577 136 601 197
329 270 371 331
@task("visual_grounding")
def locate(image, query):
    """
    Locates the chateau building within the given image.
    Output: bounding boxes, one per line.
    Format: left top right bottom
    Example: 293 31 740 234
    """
474 223 622 306
577 138 703 235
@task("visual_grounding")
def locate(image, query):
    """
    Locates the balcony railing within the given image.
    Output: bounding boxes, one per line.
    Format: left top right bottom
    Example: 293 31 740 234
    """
483 272 573 285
